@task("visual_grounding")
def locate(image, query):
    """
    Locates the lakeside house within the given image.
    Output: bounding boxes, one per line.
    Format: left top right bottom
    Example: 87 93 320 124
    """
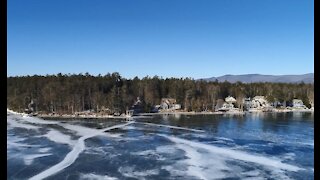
159 98 181 111
24 100 37 115
270 101 283 108
225 96 237 104
129 97 144 115
96 106 112 116
243 98 252 111
292 99 307 109
245 96 273 112
75 110 95 117
151 105 161 113
126 109 134 117
217 96 240 112
251 96 269 108
26 96 313 118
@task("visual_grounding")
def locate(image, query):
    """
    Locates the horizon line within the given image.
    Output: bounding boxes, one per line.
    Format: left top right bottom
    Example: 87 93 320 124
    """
7 72 314 79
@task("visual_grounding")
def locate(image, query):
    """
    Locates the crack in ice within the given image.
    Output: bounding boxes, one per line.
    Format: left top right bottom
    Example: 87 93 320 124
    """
29 121 134 180
136 122 205 133
159 134 302 174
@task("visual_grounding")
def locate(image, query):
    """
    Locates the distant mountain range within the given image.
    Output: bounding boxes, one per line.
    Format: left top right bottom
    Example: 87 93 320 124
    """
200 73 314 83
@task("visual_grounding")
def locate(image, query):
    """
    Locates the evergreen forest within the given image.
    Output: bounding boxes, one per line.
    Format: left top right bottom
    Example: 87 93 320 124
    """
7 73 314 114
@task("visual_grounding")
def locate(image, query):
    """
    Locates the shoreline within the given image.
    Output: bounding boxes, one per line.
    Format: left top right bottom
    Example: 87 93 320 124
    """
8 108 313 121
35 109 313 120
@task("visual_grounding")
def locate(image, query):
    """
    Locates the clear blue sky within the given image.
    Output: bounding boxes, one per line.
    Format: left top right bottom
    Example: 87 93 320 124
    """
8 0 314 79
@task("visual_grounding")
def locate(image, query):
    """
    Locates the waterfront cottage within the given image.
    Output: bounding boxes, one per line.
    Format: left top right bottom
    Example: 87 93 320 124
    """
243 98 252 110
292 99 307 109
160 98 181 111
251 96 269 108
225 96 237 104
129 97 144 114
217 96 240 112
24 100 36 114
151 105 161 113
97 106 112 116
245 96 273 112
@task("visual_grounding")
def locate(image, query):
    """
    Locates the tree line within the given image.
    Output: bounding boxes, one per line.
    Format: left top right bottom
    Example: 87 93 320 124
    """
7 72 314 114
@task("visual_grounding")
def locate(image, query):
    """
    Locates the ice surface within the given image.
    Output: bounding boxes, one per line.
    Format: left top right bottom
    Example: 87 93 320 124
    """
43 129 76 146
7 109 312 179
215 137 234 142
7 135 41 161
240 170 261 176
118 166 159 180
161 135 302 171
131 149 165 161
299 141 314 147
29 122 133 180
29 136 87 180
62 123 126 138
121 125 136 130
21 116 59 125
63 124 104 136
23 153 52 165
84 147 110 156
7 109 26 116
162 142 230 180
158 134 302 179
7 109 58 125
156 145 179 154
7 117 39 130
38 148 51 153
80 173 118 180
137 122 205 132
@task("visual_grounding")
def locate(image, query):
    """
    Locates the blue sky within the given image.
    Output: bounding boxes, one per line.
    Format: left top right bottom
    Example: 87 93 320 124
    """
7 0 314 79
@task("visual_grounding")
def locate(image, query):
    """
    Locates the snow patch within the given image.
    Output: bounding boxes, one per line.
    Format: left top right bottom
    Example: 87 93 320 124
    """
121 126 136 130
38 147 51 153
7 109 27 116
43 129 76 146
23 153 52 165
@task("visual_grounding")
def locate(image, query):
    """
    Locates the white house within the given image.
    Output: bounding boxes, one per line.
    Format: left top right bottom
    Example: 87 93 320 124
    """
225 96 236 104
292 99 307 109
160 98 181 111
218 96 239 112
251 96 269 108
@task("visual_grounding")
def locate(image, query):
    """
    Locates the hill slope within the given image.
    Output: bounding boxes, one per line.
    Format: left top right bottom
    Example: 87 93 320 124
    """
201 73 314 83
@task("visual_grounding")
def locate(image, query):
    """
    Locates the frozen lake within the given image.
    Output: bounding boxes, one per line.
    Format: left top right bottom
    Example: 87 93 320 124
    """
7 111 314 179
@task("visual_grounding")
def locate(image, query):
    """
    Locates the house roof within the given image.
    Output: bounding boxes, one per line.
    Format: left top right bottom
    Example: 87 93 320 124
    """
293 99 303 103
161 98 176 104
225 96 236 103
253 96 265 100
